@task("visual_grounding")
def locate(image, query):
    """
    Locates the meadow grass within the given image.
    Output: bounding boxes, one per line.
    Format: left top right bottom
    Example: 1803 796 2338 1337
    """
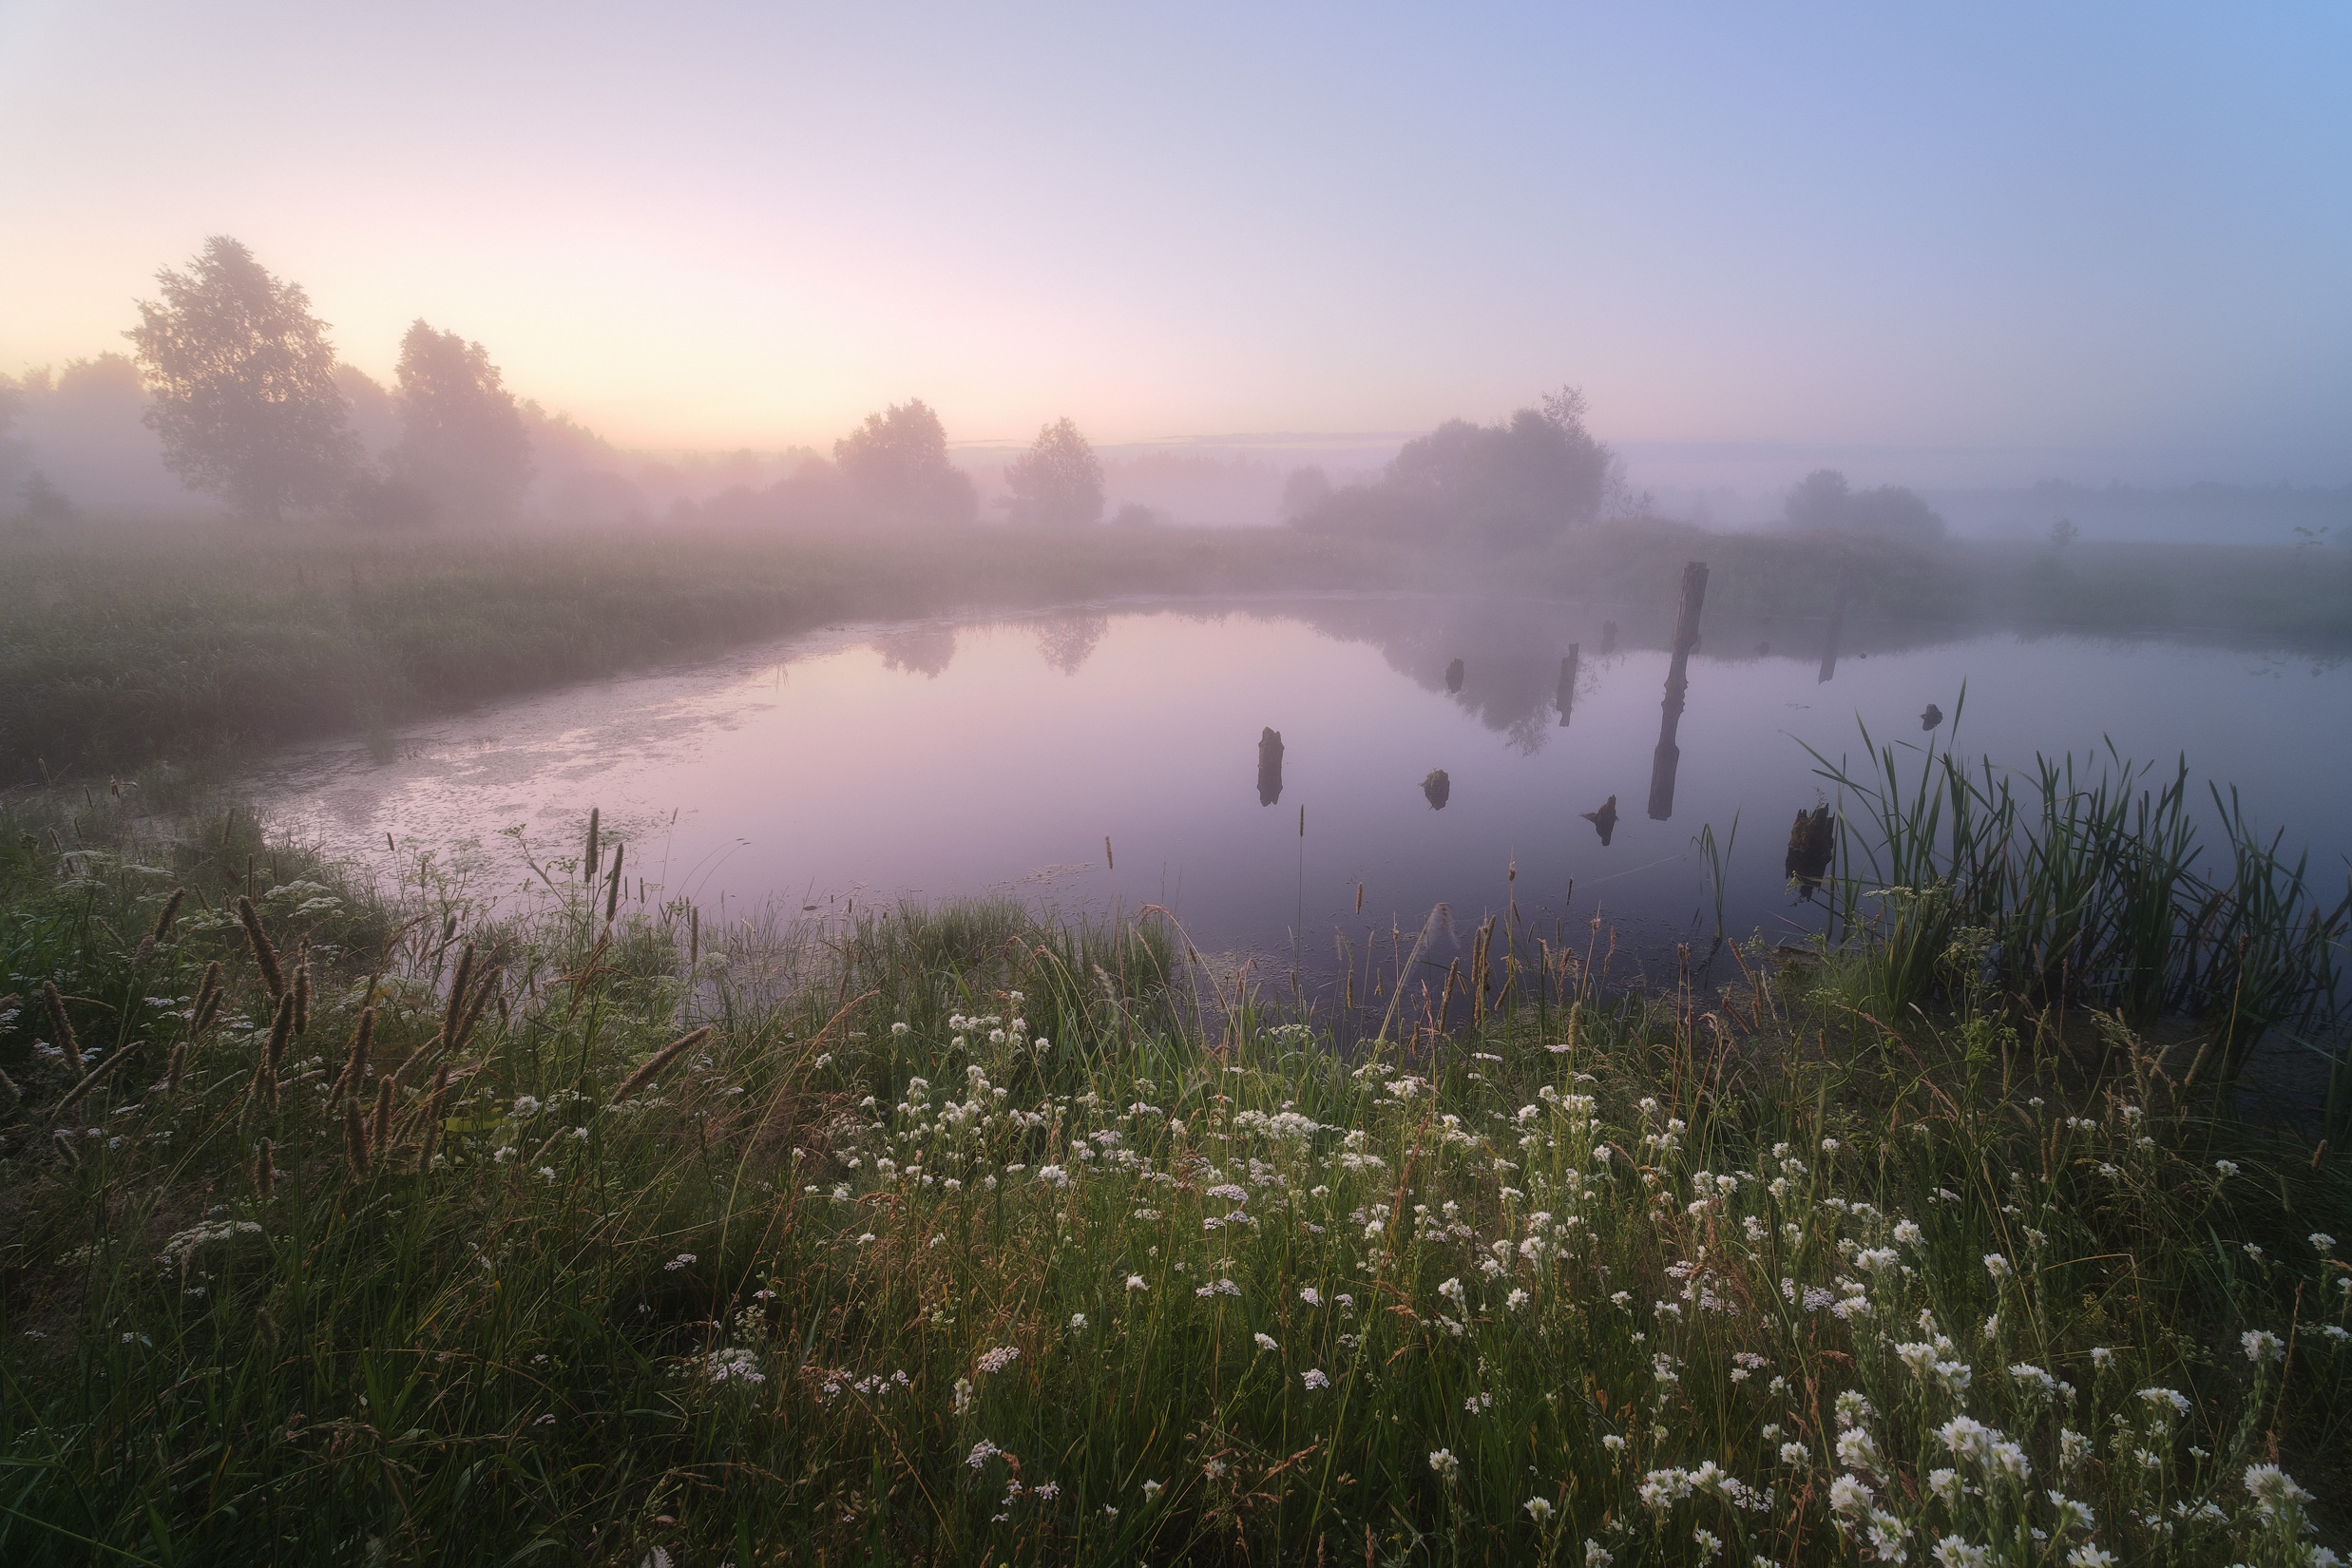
1 783 2347 1565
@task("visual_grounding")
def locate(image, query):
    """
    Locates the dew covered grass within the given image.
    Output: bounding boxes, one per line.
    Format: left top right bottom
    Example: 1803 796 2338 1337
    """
2 786 2347 1564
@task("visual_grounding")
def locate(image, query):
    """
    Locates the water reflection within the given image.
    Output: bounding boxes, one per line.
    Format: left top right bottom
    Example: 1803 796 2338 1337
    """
1646 562 1710 822
1818 584 1848 684
1445 658 1465 694
1036 613 1109 675
1257 727 1285 806
1921 702 1943 732
255 594 2352 1014
876 622 956 678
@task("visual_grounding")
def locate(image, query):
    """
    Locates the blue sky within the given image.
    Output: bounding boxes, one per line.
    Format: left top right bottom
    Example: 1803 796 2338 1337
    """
3 1 2345 483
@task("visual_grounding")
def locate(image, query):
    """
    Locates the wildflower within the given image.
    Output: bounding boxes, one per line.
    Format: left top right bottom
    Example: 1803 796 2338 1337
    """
1585 1542 1613 1568
2243 1329 2284 1364
1203 1459 1228 1479
1438 1276 1466 1306
1932 1539 1988 1568
2311 1232 2336 1254
2064 1549 2113 1568
1507 1287 1530 1310
1300 1287 1322 1306
2213 1159 2239 1177
1520 1495 1554 1522
2244 1463 2313 1518
976 1346 1021 1374
2137 1386 2190 1418
1601 1434 1626 1452
2059 1429 2090 1469
1125 1274 1147 1291
1829 1474 1873 1515
664 1253 696 1271
1302 1368 1329 1389
1866 1512 1908 1561
1141 1479 1162 1501
1928 1467 1960 1503
1837 1427 1883 1472
1068 1312 1086 1331
952 1378 973 1413
1982 1252 2011 1280
966 1441 1000 1468
1779 1442 1808 1466
1693 1528 1723 1560
2243 1242 2264 1260
1428 1448 1461 1482
2047 1492 2094 1531
1037 1165 1069 1187
1253 1332 1277 1353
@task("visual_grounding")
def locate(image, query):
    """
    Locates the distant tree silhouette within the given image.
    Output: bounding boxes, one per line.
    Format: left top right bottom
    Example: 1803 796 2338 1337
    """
0 376 27 498
1004 417 1104 527
390 321 532 524
833 399 977 526
124 237 357 519
1281 465 1331 521
1784 468 1944 544
1290 386 1611 550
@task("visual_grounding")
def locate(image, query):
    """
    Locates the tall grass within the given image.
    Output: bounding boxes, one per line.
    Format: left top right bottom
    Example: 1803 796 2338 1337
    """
1805 703 2352 1127
2 789 2346 1563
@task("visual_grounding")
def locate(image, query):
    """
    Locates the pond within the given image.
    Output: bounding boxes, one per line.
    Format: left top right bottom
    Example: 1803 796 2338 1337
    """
258 592 2352 1002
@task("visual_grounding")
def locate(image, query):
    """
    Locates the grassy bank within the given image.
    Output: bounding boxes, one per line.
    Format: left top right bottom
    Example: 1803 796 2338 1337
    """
7 515 2346 787
2 783 2346 1564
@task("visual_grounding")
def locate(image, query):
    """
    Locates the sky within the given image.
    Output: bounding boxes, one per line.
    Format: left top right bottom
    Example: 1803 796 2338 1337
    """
3 1 2348 485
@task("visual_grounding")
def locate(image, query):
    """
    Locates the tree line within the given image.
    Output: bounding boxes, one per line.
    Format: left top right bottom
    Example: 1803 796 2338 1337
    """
4 237 1115 531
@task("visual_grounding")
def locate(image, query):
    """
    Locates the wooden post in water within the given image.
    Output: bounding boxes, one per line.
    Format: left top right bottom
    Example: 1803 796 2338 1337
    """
1817 582 1850 685
1556 644 1579 727
1647 561 1709 821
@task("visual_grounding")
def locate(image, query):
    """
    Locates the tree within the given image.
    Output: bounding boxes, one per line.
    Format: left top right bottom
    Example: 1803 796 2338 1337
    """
1281 465 1331 521
1004 417 1104 528
124 237 357 518
390 320 532 523
1296 385 1612 550
833 399 977 526
1784 468 1945 544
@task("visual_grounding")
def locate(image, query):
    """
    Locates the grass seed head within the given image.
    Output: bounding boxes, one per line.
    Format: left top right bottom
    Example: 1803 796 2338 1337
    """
41 980 84 1073
237 896 286 1001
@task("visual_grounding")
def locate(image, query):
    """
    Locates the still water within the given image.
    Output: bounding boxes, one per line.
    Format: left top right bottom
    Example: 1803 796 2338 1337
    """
258 595 2352 993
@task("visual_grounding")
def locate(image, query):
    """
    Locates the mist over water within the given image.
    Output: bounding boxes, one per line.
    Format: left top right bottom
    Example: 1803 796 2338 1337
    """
258 595 2352 996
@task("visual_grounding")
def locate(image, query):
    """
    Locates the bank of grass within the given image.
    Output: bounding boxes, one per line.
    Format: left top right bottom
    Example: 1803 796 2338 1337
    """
8 514 2347 787
1 784 2347 1565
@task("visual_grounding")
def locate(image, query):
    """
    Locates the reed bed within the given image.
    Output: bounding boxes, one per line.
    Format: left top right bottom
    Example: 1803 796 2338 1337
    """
1 787 2346 1564
1804 702 2352 1132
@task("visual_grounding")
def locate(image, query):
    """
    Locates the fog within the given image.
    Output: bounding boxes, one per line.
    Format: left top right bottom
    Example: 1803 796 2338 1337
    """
10 346 2342 545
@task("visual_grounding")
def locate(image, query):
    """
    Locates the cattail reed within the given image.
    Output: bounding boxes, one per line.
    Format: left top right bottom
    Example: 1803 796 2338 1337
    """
263 989 295 1079
689 905 699 967
611 1024 713 1102
254 1138 275 1196
453 971 498 1054
191 961 224 1031
151 887 185 944
604 842 625 923
292 962 311 1036
56 1040 140 1112
238 896 286 1000
342 1097 371 1176
41 980 84 1073
372 1077 394 1157
442 942 475 1050
333 1007 374 1101
417 1061 452 1170
584 807 600 882
165 1040 188 1095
